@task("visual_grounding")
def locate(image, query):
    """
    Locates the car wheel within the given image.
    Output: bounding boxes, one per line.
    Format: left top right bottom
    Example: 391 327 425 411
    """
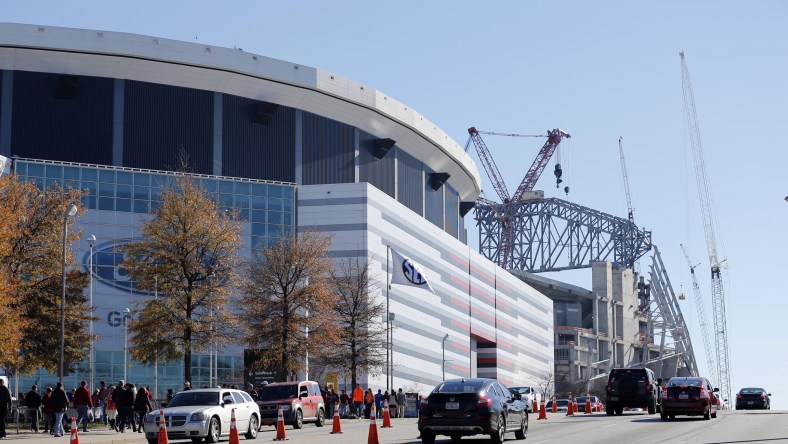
450 434 462 442
490 413 505 444
245 414 259 439
669 414 675 419
704 405 710 420
421 430 436 444
205 417 220 443
711 408 717 419
315 408 325 427
514 412 528 440
615 405 624 416
648 397 656 415
660 411 667 421
606 404 614 416
292 409 303 429
148 439 158 444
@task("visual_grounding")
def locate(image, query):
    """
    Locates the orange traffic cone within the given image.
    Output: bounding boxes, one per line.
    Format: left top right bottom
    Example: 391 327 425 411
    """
585 392 592 414
538 397 547 420
532 398 538 413
158 410 169 444
566 394 574 416
330 402 343 434
367 405 379 444
381 399 393 428
229 408 240 444
69 417 79 444
551 396 557 413
274 404 288 441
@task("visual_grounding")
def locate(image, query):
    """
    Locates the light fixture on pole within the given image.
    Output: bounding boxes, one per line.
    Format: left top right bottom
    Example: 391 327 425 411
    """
123 307 130 381
59 203 78 384
88 234 96 392
442 334 449 381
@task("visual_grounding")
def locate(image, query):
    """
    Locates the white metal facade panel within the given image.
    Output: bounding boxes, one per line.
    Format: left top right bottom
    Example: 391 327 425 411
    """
298 183 554 394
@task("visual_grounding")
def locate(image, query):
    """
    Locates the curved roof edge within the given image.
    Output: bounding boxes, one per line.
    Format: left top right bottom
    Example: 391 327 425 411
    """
0 22 481 201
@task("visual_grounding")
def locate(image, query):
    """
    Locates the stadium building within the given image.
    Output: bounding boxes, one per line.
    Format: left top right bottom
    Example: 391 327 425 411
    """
0 23 553 399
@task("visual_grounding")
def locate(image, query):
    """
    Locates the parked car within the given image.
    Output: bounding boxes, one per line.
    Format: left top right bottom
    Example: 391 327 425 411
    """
575 395 604 412
418 378 528 444
508 386 541 412
546 399 569 412
605 368 661 415
660 376 718 420
735 387 771 410
256 380 325 429
143 388 260 444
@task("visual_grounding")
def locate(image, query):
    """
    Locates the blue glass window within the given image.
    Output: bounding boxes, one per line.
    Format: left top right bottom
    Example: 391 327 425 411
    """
27 163 44 177
116 199 132 212
64 167 81 180
116 171 133 185
98 182 114 198
81 168 98 181
99 197 114 211
45 165 63 179
99 170 115 183
235 182 250 195
134 172 150 186
133 200 149 213
117 184 132 199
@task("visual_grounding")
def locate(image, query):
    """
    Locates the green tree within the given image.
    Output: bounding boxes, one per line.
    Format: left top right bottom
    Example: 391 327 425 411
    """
0 175 93 375
122 172 243 384
240 230 340 379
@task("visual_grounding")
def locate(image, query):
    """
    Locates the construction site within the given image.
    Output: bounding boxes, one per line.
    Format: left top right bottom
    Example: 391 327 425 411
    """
465 53 732 402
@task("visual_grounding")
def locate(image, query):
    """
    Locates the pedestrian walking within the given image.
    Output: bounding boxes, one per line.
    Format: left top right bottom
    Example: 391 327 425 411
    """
73 380 93 432
0 378 11 439
352 383 364 419
97 381 108 424
134 386 153 433
374 389 383 418
388 389 398 418
396 388 406 419
50 382 69 437
365 388 374 419
41 387 53 434
25 384 42 432
339 389 350 418
106 385 118 431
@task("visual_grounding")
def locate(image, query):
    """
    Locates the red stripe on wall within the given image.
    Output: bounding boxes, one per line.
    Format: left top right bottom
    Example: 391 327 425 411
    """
450 274 470 292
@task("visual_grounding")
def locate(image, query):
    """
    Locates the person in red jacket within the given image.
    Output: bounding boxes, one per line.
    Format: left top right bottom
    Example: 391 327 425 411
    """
73 380 93 433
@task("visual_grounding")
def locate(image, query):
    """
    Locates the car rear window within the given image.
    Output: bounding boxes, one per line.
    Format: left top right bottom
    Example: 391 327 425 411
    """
435 382 483 393
667 378 702 387
259 384 299 401
739 388 764 394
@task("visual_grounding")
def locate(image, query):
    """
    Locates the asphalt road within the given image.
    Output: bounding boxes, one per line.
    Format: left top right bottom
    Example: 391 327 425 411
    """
5 410 788 443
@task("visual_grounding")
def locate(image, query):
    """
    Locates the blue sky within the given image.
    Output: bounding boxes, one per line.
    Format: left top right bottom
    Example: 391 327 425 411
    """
5 0 787 407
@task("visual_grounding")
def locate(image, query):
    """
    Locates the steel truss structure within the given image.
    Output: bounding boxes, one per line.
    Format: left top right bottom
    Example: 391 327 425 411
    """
475 197 652 272
643 245 699 377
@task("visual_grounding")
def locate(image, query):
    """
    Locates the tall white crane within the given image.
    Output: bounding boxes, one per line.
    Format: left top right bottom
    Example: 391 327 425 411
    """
680 51 732 403
618 136 634 222
681 243 717 386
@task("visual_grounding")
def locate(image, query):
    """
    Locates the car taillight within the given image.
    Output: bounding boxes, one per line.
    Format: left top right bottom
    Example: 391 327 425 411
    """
759 393 765 399
737 394 742 399
700 388 708 399
646 381 652 391
420 399 429 408
477 396 493 408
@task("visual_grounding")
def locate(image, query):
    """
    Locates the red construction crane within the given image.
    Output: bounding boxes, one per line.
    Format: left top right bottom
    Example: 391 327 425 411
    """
466 127 571 267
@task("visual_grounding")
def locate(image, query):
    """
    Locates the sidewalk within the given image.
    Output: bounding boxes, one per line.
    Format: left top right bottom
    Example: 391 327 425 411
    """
2 428 146 443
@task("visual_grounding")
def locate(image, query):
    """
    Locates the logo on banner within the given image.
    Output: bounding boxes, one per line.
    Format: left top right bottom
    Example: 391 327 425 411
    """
84 239 150 295
402 259 428 286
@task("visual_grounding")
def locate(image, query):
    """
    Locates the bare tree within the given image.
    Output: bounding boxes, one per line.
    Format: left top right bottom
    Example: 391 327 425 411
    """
122 171 243 383
239 229 340 379
323 257 386 390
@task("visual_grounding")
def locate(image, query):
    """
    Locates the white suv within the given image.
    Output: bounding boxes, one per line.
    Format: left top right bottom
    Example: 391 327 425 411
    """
143 388 260 443
508 386 541 412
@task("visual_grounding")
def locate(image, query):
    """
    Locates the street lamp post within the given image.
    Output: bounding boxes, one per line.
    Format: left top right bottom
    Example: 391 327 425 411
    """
88 234 96 392
59 203 78 384
153 276 158 402
123 308 130 381
442 334 449 381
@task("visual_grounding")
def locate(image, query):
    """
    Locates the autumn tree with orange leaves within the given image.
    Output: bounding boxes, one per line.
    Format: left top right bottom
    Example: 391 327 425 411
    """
0 174 94 375
240 230 341 379
122 172 243 385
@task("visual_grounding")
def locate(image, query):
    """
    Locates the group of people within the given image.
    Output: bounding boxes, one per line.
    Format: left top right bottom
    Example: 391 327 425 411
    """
6 379 155 437
349 383 407 419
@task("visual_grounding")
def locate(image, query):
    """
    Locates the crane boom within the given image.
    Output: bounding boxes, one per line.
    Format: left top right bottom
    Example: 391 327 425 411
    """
468 127 512 203
680 51 732 404
618 136 634 222
681 244 717 386
512 128 570 201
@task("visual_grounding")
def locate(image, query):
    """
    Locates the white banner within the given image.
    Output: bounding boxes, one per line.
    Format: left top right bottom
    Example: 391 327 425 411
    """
390 248 434 293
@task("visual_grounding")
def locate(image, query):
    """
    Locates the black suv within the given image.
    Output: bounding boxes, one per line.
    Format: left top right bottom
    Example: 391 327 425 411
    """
605 368 661 415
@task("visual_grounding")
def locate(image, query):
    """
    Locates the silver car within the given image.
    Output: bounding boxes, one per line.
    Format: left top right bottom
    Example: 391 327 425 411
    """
143 388 260 443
